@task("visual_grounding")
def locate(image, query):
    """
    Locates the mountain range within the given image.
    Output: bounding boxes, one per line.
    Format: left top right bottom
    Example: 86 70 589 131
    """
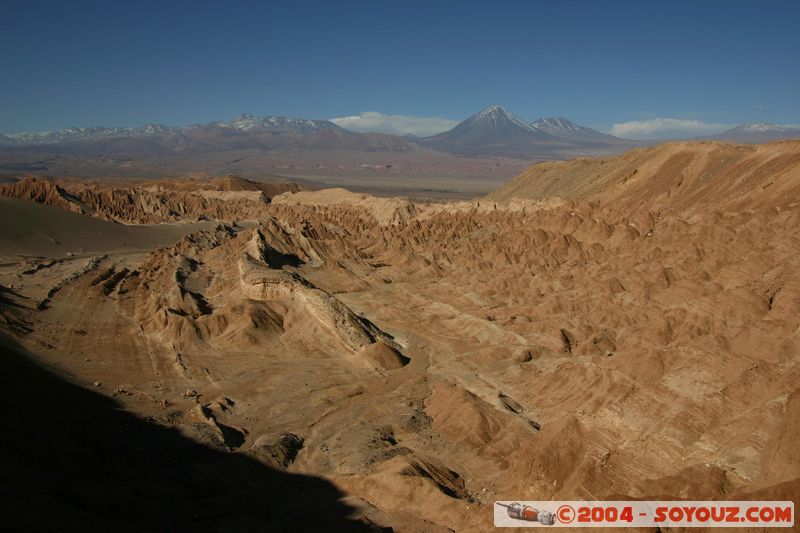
1 107 798 183
419 105 565 158
706 122 800 143
531 116 623 143
0 114 344 145
3 106 797 155
0 113 414 155
419 106 633 157
1 106 628 153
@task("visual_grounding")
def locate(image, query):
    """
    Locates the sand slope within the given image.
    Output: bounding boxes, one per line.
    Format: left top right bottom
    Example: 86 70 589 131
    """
0 197 215 256
488 139 800 211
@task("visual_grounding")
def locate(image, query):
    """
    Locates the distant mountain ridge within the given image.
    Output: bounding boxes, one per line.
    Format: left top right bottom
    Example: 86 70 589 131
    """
531 117 624 144
5 113 345 145
3 109 798 167
214 114 343 134
3 107 635 162
8 124 172 145
707 122 800 143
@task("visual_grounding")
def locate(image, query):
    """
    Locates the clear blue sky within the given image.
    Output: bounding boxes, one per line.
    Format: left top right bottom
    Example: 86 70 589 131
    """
2 0 799 138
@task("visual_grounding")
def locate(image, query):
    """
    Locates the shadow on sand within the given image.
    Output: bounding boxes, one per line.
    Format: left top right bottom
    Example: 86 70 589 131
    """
0 334 383 532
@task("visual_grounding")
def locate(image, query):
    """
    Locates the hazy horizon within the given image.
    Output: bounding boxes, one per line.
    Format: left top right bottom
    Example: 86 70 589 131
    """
4 105 800 142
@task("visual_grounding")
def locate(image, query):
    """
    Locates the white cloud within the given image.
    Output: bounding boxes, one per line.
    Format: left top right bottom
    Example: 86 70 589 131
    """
609 118 730 140
330 111 458 137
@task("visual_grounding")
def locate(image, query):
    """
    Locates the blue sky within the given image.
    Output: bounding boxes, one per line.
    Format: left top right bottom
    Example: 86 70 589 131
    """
2 0 799 139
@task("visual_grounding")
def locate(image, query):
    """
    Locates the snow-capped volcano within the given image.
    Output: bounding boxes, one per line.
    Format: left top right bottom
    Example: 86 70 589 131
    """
472 105 540 133
418 106 634 157
531 117 624 143
531 117 586 134
531 117 629 146
418 105 562 157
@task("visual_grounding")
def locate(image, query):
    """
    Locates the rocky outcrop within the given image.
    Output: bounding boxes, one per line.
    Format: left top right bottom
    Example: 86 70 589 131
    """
0 176 301 224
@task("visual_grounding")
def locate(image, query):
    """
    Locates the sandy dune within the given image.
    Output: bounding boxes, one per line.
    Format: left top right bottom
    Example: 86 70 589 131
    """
1 140 799 530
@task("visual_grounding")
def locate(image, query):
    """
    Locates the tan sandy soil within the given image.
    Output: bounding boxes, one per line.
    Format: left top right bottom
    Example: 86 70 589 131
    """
0 140 798 531
0 197 218 256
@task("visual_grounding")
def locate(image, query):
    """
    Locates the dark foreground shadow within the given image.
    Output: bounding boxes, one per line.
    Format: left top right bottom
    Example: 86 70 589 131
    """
0 334 383 532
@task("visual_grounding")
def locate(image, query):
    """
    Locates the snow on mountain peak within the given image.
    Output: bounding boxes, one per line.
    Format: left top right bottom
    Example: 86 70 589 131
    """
473 105 536 132
477 104 504 116
225 114 339 133
737 122 782 132
4 113 344 145
532 117 584 133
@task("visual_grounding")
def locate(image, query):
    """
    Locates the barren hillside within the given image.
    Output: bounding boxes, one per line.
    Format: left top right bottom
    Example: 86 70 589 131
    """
489 140 800 211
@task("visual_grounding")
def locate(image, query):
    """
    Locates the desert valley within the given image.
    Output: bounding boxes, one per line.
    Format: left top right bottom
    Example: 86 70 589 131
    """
3 2 800 530
2 138 799 530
